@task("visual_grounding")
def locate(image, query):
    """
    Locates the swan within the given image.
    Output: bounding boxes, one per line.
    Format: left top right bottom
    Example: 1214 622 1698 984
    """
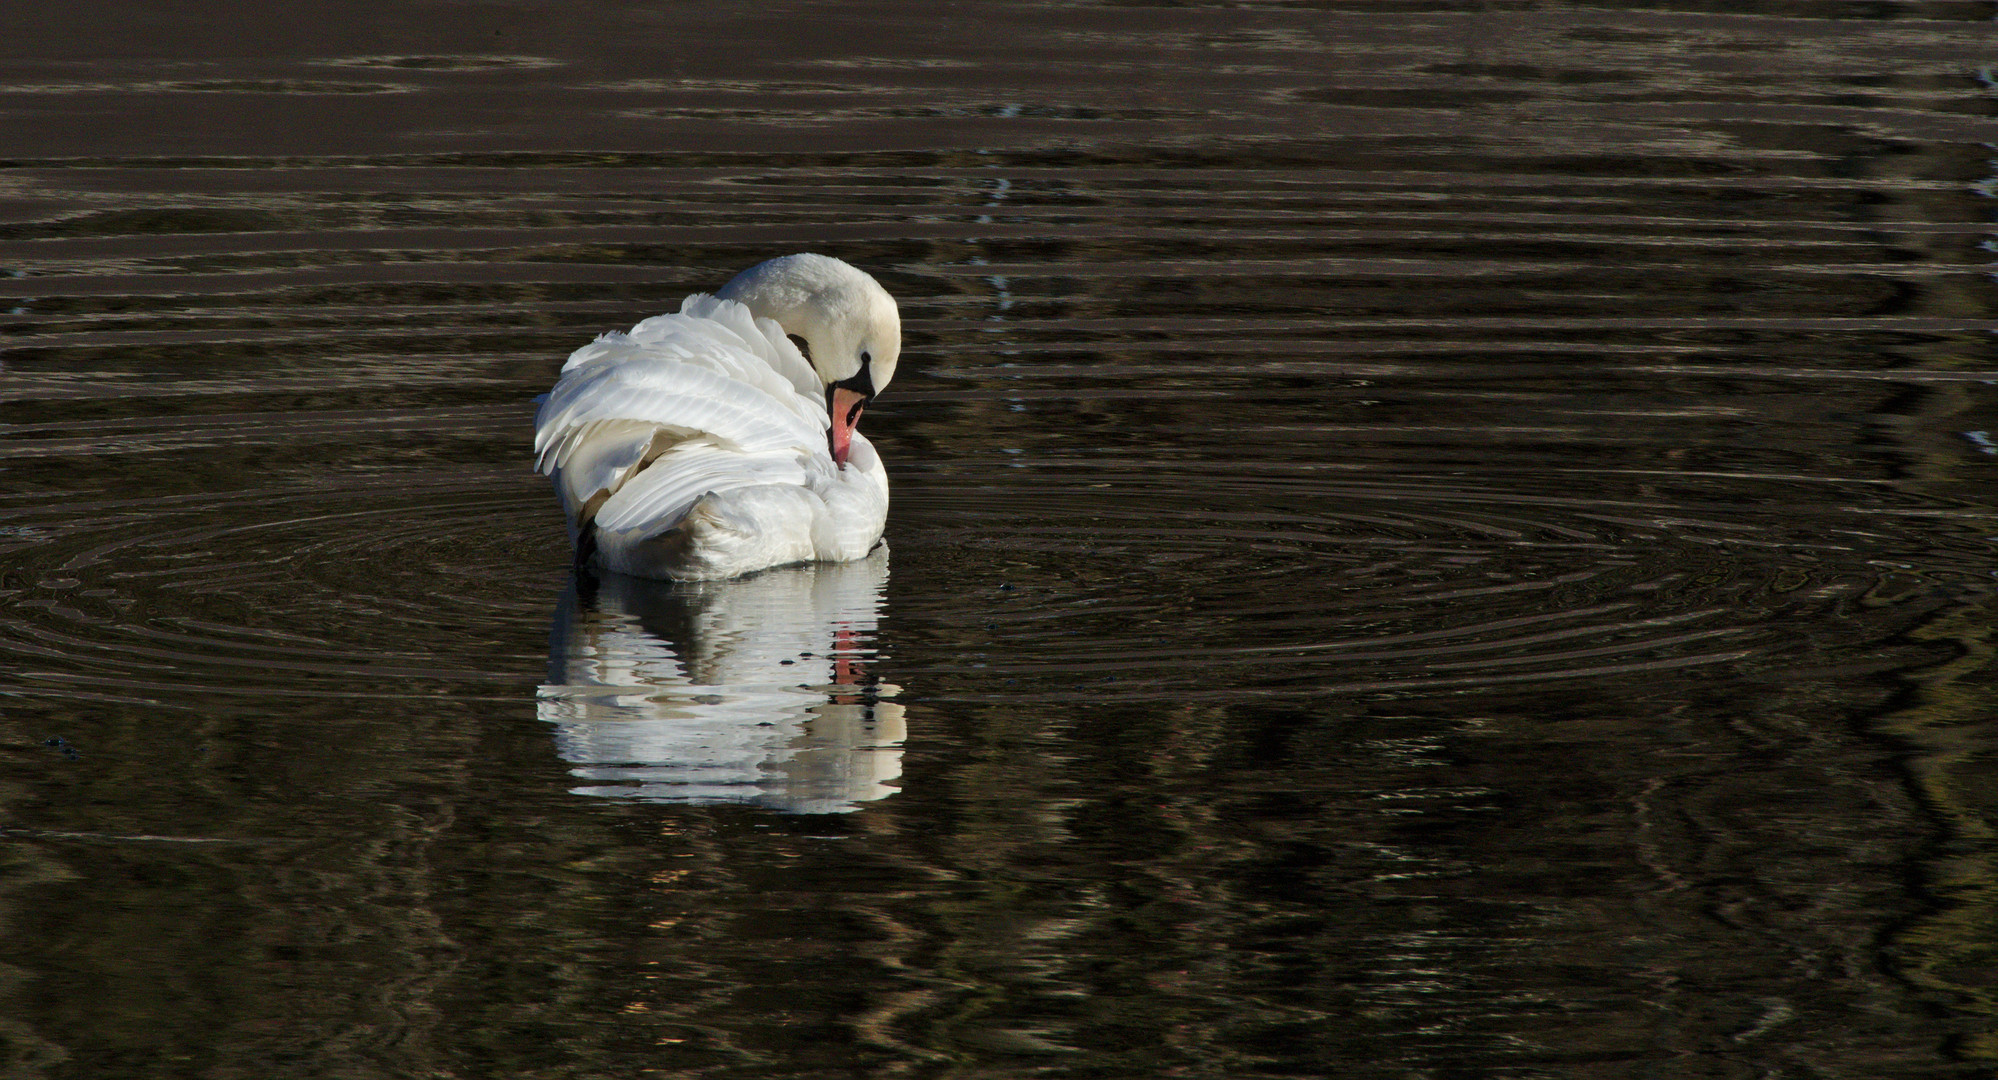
533 253 902 580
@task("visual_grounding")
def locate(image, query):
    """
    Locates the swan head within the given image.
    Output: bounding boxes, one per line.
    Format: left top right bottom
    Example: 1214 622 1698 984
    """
716 253 901 468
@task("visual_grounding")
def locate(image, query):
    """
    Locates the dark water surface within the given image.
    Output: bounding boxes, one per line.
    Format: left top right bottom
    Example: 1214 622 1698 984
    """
5 1 1998 1076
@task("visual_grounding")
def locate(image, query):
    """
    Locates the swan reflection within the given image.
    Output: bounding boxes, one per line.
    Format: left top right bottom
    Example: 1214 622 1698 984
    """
538 546 903 814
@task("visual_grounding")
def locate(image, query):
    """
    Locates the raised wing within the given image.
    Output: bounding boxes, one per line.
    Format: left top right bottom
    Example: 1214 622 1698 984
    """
533 296 829 537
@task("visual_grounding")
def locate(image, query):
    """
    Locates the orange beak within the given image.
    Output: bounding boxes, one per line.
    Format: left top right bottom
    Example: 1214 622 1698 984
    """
828 386 868 467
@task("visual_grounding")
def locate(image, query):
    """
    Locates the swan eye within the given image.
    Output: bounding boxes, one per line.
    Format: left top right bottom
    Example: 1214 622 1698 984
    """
861 351 871 365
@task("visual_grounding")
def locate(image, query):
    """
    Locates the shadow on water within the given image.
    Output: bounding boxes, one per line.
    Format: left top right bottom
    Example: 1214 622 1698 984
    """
540 548 905 813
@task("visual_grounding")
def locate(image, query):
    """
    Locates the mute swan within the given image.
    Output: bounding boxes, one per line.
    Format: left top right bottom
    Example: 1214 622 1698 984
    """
533 254 901 580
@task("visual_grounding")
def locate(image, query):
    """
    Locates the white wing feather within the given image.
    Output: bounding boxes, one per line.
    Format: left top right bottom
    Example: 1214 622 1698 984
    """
534 294 884 579
536 347 824 463
628 294 823 405
592 443 809 536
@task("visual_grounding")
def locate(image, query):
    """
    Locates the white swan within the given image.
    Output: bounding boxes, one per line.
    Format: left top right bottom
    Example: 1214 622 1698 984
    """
533 253 901 580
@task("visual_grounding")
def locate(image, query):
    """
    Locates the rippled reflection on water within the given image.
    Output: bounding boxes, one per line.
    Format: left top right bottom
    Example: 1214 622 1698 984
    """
3 0 1998 1077
542 550 904 812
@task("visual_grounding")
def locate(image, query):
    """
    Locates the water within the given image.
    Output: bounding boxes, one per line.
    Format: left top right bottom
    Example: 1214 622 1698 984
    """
3 1 1998 1075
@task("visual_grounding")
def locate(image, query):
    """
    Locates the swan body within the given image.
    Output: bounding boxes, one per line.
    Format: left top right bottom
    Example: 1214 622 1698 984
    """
534 254 901 580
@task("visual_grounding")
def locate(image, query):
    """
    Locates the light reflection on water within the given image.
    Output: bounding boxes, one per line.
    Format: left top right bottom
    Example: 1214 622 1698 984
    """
540 548 904 812
1 0 1997 1077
